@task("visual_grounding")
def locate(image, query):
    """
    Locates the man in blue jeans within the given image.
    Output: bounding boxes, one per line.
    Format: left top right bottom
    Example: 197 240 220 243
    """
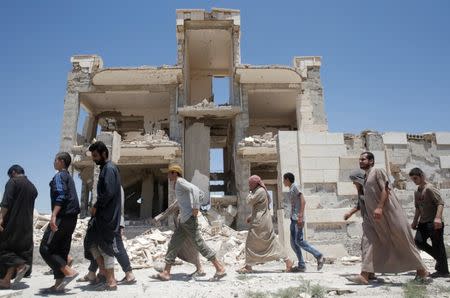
283 172 325 272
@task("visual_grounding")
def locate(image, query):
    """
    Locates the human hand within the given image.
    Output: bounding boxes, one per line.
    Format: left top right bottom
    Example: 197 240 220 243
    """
411 222 418 230
434 217 443 230
0 220 3 233
246 216 252 224
297 218 304 228
50 217 58 232
192 209 199 217
374 208 383 221
90 207 97 217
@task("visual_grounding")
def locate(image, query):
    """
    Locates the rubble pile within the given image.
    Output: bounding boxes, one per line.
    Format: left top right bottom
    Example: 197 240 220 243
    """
123 130 179 146
33 211 247 270
238 132 277 147
33 211 90 246
192 99 216 109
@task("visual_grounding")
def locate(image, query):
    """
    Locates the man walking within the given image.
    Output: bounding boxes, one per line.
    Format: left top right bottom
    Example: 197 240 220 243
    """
410 167 448 278
0 165 38 289
283 172 325 272
39 152 80 293
154 164 226 281
85 141 122 291
347 152 428 284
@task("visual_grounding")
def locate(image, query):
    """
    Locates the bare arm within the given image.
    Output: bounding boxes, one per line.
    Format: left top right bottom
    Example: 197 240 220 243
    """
434 204 444 229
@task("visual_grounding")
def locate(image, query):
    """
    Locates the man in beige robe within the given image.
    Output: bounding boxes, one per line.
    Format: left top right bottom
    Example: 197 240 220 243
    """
237 175 293 273
347 152 429 284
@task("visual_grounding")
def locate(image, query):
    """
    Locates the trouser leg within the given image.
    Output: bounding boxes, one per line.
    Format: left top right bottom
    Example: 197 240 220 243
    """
181 216 216 261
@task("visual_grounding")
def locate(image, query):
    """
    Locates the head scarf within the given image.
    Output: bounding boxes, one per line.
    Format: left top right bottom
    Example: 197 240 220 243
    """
248 175 272 209
349 170 365 186
168 164 183 176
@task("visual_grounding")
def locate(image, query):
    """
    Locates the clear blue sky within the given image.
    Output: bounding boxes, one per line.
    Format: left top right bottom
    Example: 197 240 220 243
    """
1 0 449 212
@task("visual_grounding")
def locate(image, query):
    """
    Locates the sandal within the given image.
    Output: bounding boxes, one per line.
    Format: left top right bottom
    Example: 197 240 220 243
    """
56 272 79 291
189 270 207 277
13 264 30 285
210 271 227 281
95 284 118 291
77 274 96 283
236 267 253 274
118 277 137 285
150 274 170 281
345 275 369 285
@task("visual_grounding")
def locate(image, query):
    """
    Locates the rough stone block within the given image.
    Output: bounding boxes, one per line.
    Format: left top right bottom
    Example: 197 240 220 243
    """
339 156 359 170
436 132 450 145
300 145 347 158
302 170 325 183
372 150 387 169
382 132 408 145
306 208 361 224
337 182 357 196
301 157 339 170
298 132 328 145
277 131 300 192
323 170 339 183
326 133 345 145
440 156 450 169
304 195 322 210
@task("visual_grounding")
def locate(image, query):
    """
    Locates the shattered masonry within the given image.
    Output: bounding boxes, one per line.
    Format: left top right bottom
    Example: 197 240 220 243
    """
59 8 450 260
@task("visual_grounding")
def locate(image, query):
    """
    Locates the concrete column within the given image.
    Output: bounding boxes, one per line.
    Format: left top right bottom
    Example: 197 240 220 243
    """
59 72 90 153
140 174 154 219
169 88 182 143
158 182 165 213
233 88 251 230
184 121 210 189
293 57 328 133
60 55 101 153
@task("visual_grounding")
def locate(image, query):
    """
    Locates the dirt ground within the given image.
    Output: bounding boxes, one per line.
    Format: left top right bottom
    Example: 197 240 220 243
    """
1 256 450 298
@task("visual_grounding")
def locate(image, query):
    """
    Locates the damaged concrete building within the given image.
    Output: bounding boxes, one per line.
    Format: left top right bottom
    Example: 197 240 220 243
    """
60 8 450 258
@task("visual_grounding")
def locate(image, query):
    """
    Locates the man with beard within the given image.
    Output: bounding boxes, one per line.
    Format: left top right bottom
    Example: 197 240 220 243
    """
347 152 429 284
85 141 122 291
0 165 38 289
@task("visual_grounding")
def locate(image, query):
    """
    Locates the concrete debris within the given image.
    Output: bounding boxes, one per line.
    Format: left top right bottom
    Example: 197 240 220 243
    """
238 132 277 147
193 99 216 108
123 130 179 146
33 210 246 269
340 256 361 266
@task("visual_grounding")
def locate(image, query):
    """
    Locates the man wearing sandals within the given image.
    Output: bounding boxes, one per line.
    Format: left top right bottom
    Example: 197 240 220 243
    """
0 165 37 289
346 152 429 284
39 152 80 293
154 164 226 281
87 141 122 291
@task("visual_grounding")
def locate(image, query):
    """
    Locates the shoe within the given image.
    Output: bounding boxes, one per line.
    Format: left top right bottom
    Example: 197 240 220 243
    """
290 266 306 273
430 271 450 278
317 256 325 271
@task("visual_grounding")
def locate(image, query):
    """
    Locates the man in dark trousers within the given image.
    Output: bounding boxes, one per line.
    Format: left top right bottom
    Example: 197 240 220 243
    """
40 152 80 293
0 165 38 289
410 167 449 278
86 141 122 291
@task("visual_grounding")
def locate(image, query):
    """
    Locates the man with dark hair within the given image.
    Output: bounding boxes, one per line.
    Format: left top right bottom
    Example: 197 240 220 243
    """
85 141 122 291
347 152 428 284
39 152 80 293
409 167 448 278
0 165 38 289
282 172 324 272
154 164 226 281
